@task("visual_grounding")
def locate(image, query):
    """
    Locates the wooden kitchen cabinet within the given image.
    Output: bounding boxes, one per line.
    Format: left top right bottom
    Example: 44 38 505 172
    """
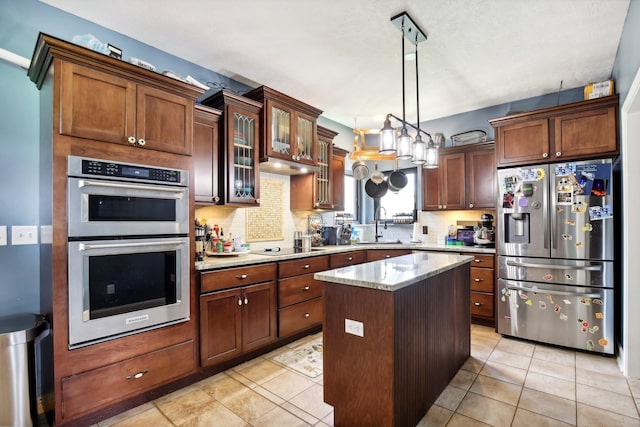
194 105 222 204
277 255 329 337
366 249 413 262
329 250 366 268
490 95 619 167
245 85 323 167
201 90 262 206
469 253 495 325
58 61 198 155
290 127 346 211
422 142 495 211
199 264 277 367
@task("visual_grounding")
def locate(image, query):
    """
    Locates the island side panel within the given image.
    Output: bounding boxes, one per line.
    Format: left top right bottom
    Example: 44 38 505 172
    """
392 263 471 427
323 282 395 427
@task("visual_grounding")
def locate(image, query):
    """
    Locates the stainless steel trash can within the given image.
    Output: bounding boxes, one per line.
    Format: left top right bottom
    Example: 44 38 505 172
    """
0 313 48 427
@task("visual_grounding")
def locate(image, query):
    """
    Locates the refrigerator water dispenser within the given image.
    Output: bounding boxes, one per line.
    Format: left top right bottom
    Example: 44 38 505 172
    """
504 213 530 243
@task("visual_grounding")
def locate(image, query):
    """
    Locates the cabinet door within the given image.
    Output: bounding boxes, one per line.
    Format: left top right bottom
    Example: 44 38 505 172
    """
441 153 466 210
241 282 277 352
466 147 496 209
315 136 332 208
194 108 221 204
294 111 318 166
265 100 293 161
553 106 618 160
59 61 136 144
200 288 242 366
331 152 346 211
496 119 550 167
227 105 261 206
136 84 193 155
422 166 441 211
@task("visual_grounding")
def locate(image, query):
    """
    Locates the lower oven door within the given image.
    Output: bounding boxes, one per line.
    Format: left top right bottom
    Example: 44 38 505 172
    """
497 279 614 354
68 237 190 348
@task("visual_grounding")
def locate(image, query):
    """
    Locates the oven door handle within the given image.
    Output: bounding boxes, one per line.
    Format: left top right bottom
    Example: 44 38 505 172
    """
505 286 602 298
78 179 185 197
506 261 601 271
79 239 185 251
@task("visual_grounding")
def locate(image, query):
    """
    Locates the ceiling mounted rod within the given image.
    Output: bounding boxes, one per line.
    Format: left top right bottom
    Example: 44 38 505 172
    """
390 12 428 44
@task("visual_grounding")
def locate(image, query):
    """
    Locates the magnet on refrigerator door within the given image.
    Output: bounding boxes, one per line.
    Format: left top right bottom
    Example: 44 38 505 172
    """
555 163 577 176
589 205 613 220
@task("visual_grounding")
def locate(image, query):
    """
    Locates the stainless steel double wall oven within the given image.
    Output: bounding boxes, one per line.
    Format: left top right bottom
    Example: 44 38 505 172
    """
67 156 190 348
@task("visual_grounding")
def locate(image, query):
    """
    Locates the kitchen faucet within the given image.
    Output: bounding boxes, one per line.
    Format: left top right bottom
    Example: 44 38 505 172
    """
374 206 387 242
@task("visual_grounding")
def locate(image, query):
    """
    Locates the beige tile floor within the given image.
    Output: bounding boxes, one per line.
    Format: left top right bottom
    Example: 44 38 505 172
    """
94 325 640 427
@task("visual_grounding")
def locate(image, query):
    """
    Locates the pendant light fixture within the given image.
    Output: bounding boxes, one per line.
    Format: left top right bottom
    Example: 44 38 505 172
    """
377 11 439 166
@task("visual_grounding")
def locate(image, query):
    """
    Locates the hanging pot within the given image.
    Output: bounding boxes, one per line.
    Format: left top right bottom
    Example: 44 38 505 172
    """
352 160 369 180
388 160 407 193
365 178 388 199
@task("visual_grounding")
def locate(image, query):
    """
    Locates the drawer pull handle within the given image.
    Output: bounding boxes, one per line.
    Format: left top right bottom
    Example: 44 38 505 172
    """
238 297 243 306
244 296 249 305
126 369 148 380
303 313 310 318
302 286 311 291
473 278 482 282
137 138 146 146
474 259 483 263
385 255 391 258
302 264 310 269
346 256 353 261
473 302 482 306
236 274 248 279
127 136 137 144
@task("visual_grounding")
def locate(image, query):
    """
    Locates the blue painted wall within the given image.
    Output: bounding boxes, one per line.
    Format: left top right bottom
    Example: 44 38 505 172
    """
612 0 640 105
0 0 633 316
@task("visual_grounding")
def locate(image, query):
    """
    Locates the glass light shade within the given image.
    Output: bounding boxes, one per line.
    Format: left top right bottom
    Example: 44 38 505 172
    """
396 127 412 159
411 134 427 164
379 116 396 154
424 140 439 169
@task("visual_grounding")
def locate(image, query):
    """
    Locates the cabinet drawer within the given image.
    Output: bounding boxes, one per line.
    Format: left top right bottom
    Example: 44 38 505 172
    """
279 273 324 307
61 340 195 420
366 249 412 262
470 268 494 292
470 292 494 319
470 254 494 268
201 263 276 293
279 298 323 337
278 255 329 279
329 250 366 268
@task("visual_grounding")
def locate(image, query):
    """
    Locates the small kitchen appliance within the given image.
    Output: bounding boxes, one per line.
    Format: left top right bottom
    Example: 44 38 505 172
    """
473 213 495 248
338 224 352 245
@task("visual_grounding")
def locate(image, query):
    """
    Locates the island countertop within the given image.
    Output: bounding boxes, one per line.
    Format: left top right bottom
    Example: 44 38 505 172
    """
314 252 473 292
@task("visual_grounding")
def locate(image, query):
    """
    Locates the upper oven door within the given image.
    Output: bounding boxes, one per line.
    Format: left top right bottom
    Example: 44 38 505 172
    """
68 177 189 237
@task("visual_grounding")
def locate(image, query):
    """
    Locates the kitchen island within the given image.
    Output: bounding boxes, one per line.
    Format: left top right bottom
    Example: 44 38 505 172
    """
315 252 473 427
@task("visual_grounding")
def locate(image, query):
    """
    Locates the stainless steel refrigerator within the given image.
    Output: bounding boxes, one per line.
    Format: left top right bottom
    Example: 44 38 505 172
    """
496 159 615 354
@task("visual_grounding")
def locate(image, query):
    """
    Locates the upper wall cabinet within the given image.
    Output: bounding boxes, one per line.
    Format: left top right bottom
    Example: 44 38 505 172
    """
290 126 344 210
489 95 619 167
193 104 223 204
201 90 263 207
36 40 203 155
244 86 323 168
422 142 495 211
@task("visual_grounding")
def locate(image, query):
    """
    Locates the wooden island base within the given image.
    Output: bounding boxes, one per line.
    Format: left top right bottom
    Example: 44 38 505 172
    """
322 262 470 427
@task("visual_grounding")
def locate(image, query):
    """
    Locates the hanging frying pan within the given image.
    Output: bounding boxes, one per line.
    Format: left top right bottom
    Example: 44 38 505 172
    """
365 177 388 199
388 159 407 193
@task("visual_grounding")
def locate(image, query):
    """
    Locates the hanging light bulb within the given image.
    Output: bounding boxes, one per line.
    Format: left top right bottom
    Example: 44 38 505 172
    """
424 136 439 168
396 127 412 159
379 114 396 154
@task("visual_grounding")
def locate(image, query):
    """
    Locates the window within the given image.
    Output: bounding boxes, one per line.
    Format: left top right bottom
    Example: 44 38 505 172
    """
375 168 417 220
343 175 356 216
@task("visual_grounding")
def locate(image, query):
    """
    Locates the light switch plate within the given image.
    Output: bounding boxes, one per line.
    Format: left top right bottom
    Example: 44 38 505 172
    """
0 225 6 246
12 225 38 245
40 225 52 244
345 318 364 337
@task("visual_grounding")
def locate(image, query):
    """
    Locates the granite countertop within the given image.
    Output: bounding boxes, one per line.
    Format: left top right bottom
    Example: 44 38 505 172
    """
314 252 474 292
195 242 494 271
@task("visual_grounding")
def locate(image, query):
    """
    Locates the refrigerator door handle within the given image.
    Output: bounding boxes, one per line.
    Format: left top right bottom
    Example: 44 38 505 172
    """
505 286 602 298
506 261 602 271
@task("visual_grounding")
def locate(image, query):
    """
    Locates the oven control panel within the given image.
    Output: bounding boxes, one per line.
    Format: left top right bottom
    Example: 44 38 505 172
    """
68 156 188 186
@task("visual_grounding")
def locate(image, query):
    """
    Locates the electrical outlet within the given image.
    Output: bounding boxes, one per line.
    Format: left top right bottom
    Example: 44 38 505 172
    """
12 225 38 245
345 318 364 337
0 225 6 246
422 226 428 235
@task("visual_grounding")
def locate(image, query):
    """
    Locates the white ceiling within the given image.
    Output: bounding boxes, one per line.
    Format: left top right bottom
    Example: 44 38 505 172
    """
42 0 630 129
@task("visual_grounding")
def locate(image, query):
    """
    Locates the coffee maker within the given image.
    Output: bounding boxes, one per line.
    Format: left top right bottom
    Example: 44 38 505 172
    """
474 213 495 248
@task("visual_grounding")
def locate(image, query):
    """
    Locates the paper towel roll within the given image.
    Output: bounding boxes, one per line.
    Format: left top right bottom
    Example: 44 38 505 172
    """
411 222 421 242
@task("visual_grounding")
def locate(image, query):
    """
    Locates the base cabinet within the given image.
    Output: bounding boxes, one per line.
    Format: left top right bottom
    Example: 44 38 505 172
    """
366 249 413 262
199 264 277 367
60 340 195 421
469 253 496 325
